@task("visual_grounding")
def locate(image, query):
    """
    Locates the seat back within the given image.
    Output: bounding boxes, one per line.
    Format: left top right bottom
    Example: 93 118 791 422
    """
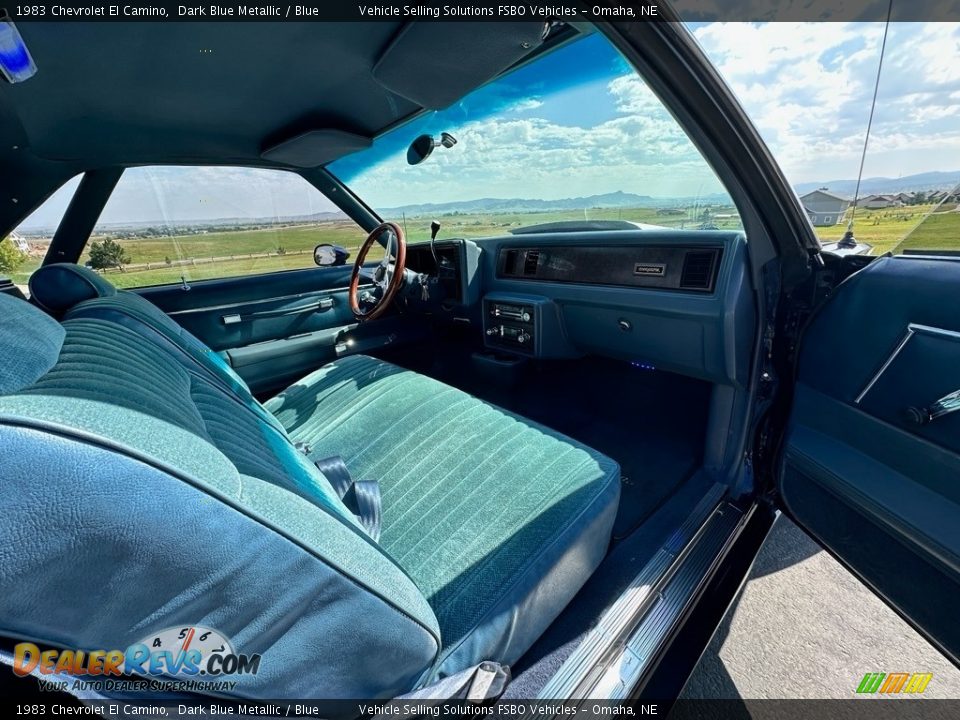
30 264 255 409
0 293 440 698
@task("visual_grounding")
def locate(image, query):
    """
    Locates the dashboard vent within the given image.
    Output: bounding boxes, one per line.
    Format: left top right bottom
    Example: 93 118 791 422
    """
680 250 718 290
502 249 520 276
523 250 541 276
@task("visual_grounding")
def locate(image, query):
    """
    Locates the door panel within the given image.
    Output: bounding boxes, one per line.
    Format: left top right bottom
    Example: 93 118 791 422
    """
781 255 960 663
136 265 398 394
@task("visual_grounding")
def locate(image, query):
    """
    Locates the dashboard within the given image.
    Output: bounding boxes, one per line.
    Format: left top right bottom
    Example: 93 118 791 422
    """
497 245 723 292
403 230 754 388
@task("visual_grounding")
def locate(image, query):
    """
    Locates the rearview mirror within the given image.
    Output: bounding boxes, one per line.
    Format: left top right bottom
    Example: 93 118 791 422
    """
314 244 350 267
406 132 457 165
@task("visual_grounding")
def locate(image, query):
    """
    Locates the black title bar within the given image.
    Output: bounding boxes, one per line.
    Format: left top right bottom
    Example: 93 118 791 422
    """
2 0 959 22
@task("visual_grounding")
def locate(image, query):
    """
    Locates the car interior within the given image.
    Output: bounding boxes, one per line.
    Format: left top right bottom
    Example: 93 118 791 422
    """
0 20 785 701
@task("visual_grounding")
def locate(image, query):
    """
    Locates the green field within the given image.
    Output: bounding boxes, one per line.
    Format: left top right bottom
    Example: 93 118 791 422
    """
816 204 960 255
7 203 959 289
8 221 382 289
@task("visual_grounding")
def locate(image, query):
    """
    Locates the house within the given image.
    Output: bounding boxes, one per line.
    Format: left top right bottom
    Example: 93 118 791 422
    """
9 232 30 253
800 188 851 226
925 188 960 205
861 194 903 209
895 192 915 204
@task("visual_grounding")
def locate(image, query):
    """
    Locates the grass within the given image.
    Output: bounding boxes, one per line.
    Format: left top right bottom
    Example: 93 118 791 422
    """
815 204 960 255
8 221 385 288
8 202 958 289
893 209 960 254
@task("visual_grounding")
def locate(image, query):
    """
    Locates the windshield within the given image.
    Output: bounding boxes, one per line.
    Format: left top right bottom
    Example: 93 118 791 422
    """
328 33 742 242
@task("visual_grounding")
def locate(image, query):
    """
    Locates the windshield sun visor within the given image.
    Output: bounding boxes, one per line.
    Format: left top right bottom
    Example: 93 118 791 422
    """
260 128 373 168
372 21 546 110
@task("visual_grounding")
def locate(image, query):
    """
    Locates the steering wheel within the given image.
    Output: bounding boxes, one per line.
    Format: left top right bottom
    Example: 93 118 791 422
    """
349 221 407 321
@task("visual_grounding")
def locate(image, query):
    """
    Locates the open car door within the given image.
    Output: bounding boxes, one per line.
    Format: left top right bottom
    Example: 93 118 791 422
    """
778 253 960 665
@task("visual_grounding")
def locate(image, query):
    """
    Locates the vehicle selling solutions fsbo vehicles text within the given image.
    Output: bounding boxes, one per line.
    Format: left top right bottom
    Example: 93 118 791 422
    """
353 5 655 17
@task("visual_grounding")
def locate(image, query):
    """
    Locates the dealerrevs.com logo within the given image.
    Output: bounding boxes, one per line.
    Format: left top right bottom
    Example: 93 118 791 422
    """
11 625 260 693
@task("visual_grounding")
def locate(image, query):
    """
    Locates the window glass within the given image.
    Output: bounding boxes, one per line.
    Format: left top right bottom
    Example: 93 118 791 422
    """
690 21 960 256
3 175 81 288
329 33 742 242
88 166 370 289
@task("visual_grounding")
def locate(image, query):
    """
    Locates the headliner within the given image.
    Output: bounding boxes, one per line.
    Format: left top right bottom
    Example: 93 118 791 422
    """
1 22 421 167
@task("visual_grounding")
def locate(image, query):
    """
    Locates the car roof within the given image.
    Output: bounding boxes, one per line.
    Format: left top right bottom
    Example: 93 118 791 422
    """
1 22 421 168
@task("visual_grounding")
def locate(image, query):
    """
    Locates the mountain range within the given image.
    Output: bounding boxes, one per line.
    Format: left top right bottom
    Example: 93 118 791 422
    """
383 190 730 217
794 171 960 198
384 171 960 217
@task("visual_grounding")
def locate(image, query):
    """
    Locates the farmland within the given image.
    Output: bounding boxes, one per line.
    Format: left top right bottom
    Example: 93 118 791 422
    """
817 203 960 255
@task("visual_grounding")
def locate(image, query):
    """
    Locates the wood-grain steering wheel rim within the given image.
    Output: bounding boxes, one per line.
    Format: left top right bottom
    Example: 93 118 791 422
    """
349 221 407 321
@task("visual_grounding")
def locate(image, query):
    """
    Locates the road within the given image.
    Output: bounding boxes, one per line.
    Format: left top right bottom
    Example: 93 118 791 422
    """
681 516 960 699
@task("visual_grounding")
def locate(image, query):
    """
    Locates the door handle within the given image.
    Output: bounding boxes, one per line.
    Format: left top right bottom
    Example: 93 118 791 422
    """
906 388 960 426
222 297 335 325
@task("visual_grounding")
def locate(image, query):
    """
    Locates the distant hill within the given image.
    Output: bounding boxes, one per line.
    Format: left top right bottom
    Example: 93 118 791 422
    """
92 210 349 231
382 190 737 217
795 171 960 198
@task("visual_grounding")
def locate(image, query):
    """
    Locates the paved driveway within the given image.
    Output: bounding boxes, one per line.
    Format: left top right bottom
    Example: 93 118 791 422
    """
681 516 960 699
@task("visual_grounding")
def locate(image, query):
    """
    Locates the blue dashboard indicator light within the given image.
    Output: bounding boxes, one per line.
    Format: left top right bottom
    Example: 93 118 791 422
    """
0 19 37 84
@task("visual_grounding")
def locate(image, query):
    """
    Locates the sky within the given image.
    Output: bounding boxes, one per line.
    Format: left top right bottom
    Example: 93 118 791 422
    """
17 21 960 230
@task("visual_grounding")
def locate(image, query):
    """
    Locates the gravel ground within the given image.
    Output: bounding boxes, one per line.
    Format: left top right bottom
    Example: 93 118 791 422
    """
681 515 960 699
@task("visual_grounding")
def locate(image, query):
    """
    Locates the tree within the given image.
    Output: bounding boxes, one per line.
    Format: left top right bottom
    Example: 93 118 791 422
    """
88 238 131 270
0 236 25 274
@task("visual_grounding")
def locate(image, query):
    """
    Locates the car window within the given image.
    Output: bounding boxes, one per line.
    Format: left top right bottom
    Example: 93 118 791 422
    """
328 33 743 242
4 176 81 290
689 21 960 257
88 166 371 289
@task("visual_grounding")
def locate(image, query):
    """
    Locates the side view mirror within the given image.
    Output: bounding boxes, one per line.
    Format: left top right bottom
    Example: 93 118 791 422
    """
314 244 350 267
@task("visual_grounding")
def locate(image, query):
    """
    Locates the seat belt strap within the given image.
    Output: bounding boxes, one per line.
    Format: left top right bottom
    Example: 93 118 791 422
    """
348 479 383 544
313 455 382 542
312 453 354 498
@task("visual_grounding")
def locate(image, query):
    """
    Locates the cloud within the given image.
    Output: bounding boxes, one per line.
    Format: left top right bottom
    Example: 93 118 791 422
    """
506 98 544 113
691 22 960 183
349 73 727 208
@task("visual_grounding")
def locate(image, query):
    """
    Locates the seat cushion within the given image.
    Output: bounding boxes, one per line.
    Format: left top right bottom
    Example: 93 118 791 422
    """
265 354 621 678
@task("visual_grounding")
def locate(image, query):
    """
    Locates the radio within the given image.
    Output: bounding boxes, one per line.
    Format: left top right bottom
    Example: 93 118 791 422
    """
484 300 536 353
